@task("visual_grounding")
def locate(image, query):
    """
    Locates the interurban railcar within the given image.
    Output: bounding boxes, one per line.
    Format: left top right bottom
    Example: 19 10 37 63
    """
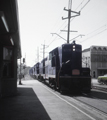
30 41 91 93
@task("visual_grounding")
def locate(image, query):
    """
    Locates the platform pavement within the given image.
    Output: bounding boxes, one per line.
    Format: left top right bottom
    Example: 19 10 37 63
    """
0 76 107 120
0 76 51 120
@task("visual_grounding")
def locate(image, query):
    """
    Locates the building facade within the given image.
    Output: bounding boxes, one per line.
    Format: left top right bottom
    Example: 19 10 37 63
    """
0 0 21 98
82 46 107 78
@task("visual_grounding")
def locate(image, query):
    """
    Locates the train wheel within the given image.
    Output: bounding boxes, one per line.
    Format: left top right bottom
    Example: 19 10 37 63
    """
53 82 57 91
58 82 64 94
49 78 52 87
59 85 65 94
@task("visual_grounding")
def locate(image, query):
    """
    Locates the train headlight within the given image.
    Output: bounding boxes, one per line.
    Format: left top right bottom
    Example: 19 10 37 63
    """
73 45 75 48
73 46 75 51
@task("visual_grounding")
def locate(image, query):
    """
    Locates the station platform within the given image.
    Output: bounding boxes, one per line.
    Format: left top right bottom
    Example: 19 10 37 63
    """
0 87 51 120
0 76 107 120
0 75 51 120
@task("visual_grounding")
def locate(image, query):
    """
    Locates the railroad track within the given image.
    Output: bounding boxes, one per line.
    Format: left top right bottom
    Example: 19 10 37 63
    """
41 81 107 119
72 93 107 115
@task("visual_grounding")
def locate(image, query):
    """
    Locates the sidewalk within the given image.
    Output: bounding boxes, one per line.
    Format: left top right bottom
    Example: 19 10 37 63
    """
0 77 51 120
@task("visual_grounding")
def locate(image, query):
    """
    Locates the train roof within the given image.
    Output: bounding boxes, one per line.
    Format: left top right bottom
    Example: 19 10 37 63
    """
41 57 47 63
49 41 81 54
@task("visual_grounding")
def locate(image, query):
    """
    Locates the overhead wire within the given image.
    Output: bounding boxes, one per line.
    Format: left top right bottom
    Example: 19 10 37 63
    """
80 0 90 11
46 0 92 48
86 25 107 36
46 0 107 54
45 1 72 45
47 0 84 46
62 0 90 30
80 26 107 43
73 25 107 43
45 10 64 43
47 0 72 46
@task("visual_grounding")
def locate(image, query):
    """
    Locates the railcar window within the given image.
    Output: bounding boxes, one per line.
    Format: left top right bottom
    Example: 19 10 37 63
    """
52 56 55 67
49 52 52 60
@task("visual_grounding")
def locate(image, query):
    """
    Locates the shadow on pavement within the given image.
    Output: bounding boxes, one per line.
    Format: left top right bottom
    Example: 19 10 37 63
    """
0 87 51 120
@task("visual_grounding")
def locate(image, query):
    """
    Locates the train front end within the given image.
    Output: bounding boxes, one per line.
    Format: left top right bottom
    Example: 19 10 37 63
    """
59 42 91 93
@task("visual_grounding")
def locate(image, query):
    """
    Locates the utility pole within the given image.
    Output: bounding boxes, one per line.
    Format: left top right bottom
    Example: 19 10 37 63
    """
23 57 25 78
41 40 48 74
62 0 80 43
41 40 48 60
37 47 39 62
19 58 22 85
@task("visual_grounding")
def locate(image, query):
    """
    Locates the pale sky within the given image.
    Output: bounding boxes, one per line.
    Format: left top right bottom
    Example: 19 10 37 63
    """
17 0 107 66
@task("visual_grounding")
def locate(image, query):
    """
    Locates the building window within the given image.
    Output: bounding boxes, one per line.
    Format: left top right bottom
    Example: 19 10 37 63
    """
3 46 14 78
93 71 96 78
103 47 107 51
98 47 102 51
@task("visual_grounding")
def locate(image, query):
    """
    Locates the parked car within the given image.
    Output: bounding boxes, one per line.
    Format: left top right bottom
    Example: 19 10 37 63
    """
98 74 107 84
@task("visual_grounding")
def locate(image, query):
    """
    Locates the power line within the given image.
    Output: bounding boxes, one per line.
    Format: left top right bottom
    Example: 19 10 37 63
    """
68 24 107 44
61 0 90 31
48 0 82 45
79 24 107 43
80 28 107 43
46 0 86 46
45 7 67 44
80 0 90 11
75 0 85 11
86 25 107 36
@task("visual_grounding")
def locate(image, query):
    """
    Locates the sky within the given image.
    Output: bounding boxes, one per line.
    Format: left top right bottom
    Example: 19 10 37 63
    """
17 0 107 67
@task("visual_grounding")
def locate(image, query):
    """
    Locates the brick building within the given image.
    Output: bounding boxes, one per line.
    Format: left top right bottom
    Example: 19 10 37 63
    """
82 46 107 78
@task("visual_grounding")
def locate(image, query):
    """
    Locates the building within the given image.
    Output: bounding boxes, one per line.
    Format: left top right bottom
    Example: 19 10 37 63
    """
82 46 107 78
0 0 21 97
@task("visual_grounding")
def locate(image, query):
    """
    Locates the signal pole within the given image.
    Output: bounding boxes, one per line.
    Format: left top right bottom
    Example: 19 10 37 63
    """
19 58 22 85
62 0 80 43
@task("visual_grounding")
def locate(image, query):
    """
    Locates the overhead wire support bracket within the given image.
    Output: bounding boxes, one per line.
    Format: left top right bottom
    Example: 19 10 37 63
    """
60 30 78 32
70 34 85 42
70 14 80 18
71 10 80 15
62 7 80 20
51 33 67 41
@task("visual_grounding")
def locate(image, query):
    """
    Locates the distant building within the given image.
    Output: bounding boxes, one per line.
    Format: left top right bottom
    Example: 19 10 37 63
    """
82 46 107 78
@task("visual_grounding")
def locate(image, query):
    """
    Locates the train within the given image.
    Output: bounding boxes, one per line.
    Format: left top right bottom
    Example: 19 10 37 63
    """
29 41 91 93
